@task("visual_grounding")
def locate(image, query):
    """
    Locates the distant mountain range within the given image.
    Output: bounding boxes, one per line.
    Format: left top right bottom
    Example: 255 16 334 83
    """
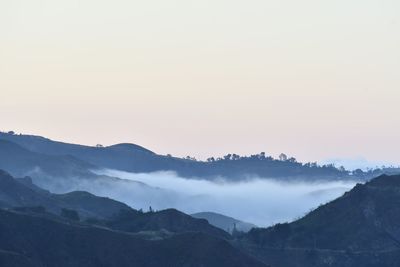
1 131 398 181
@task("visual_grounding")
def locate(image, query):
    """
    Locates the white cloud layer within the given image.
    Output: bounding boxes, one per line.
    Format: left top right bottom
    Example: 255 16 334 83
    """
89 169 357 226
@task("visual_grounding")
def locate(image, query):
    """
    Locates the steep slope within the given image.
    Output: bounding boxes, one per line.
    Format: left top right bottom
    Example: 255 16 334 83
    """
192 211 257 233
0 170 131 219
0 209 267 267
0 170 59 212
237 174 400 267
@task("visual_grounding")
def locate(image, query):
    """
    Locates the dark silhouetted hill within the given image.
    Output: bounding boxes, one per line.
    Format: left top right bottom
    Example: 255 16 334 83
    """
237 174 400 267
0 208 267 267
105 208 231 240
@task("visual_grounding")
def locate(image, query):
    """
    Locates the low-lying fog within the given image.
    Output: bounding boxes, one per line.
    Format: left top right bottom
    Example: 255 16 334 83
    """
88 169 357 227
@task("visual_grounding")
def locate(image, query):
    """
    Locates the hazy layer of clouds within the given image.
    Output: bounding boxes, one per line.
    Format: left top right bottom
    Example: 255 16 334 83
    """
85 169 357 226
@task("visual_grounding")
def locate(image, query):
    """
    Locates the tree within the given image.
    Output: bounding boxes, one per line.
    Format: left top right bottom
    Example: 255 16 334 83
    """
207 157 215 162
231 223 244 238
232 154 240 160
279 153 288 161
232 223 238 234
310 162 318 168
224 154 232 161
352 169 364 177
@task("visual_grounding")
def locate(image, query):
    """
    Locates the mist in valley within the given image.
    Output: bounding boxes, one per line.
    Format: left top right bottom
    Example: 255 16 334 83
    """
88 169 357 226
25 167 357 226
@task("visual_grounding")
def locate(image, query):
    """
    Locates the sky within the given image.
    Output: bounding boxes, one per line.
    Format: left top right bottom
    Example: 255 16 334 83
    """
1 0 400 165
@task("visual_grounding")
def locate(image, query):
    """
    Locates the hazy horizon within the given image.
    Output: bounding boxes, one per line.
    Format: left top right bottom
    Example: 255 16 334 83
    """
1 0 400 165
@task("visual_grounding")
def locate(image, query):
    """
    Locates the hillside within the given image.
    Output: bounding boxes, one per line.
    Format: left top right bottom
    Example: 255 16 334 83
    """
105 208 231 240
0 170 232 239
237 174 400 267
0 209 267 267
0 170 131 219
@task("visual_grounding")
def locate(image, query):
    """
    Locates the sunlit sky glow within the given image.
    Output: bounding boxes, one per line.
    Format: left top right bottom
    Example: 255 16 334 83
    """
1 0 400 165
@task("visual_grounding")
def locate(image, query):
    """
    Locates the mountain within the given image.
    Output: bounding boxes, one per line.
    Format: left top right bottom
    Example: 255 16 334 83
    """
236 174 400 267
104 208 231 240
0 132 365 180
0 208 267 267
0 132 181 174
0 170 131 220
0 139 94 178
191 212 257 233
0 170 232 239
0 139 169 205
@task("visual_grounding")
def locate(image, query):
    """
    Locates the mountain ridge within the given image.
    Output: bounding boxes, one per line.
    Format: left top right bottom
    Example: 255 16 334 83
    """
236 174 400 266
1 131 380 180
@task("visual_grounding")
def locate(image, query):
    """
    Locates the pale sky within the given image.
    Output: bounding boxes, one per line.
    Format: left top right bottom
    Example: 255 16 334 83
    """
1 0 400 164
